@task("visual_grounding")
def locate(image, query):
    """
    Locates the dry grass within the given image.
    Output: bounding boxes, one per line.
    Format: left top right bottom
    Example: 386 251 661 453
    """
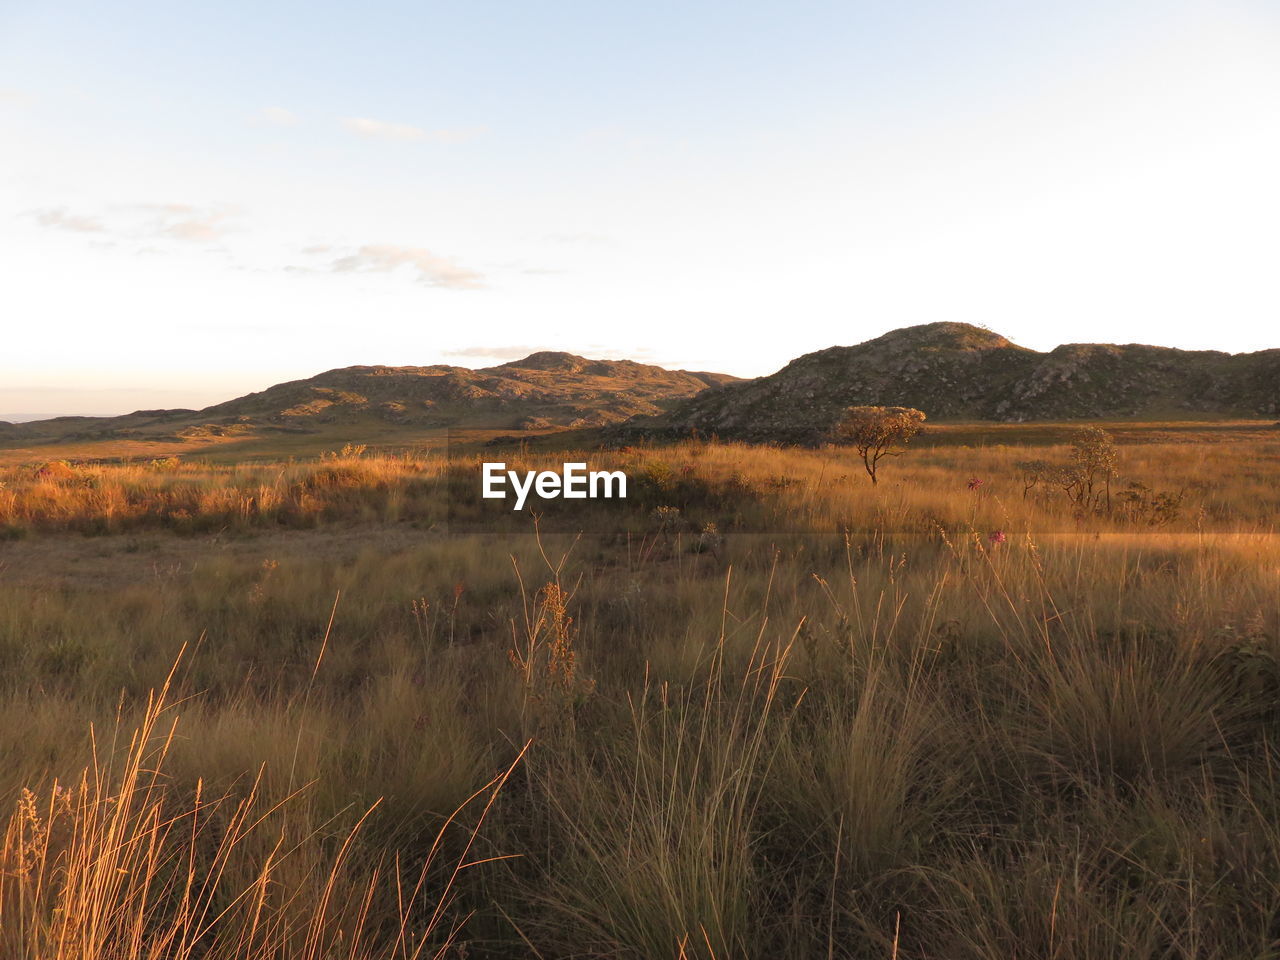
0 655 527 960
3 430 1278 536
1 429 1278 957
0 452 440 536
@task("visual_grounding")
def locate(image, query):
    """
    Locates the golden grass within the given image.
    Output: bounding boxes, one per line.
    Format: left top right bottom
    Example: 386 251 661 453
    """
1 430 1278 957
3 431 1277 537
0 654 528 960
0 452 439 535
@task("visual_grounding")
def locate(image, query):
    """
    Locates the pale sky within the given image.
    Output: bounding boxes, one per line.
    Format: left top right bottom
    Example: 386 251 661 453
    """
2 0 1278 416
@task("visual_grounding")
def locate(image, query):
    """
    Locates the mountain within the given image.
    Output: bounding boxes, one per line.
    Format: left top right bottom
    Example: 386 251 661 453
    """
630 323 1280 444
0 353 739 447
8 326 1277 454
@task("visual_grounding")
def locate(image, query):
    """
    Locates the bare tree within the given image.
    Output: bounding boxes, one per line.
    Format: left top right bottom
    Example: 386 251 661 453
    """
830 406 926 484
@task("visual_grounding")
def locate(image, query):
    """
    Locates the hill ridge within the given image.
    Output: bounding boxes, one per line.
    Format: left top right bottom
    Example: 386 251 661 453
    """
635 323 1280 444
6 325 1279 453
0 353 741 448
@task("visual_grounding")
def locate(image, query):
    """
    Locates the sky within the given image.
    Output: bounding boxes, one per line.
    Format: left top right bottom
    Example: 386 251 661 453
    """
2 0 1278 416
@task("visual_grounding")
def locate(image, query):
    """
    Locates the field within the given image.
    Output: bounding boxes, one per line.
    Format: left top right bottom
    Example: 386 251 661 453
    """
1 424 1278 958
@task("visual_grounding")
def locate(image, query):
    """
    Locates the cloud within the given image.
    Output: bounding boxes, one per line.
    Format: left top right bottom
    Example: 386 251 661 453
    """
0 88 30 105
133 203 237 242
29 202 239 248
329 245 484 289
444 345 557 360
258 106 299 126
342 117 428 141
31 207 105 233
341 116 486 144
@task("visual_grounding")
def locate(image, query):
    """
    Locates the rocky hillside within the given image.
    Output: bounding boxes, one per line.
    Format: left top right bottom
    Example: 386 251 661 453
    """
0 353 738 446
632 323 1280 444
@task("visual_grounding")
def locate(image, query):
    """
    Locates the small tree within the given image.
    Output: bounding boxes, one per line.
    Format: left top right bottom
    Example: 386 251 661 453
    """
830 406 926 485
1015 426 1119 514
1068 425 1117 513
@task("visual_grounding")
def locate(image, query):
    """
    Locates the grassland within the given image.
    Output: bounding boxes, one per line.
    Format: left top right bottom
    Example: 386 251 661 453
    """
0 426 1278 958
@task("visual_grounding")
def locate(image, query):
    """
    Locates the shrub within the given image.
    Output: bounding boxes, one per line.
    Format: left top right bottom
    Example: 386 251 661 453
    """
1116 480 1185 526
33 460 76 482
1016 427 1118 513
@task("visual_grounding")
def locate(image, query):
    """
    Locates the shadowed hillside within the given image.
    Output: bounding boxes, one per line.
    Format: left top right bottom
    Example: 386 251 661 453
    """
634 322 1280 443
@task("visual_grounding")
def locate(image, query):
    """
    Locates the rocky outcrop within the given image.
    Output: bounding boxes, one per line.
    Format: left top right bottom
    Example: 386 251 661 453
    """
630 323 1280 444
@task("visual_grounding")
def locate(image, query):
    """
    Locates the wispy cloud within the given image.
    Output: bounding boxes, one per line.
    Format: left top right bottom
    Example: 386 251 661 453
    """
27 202 239 247
132 203 238 242
444 345 556 360
258 106 299 126
31 207 106 233
329 245 484 289
341 117 428 142
340 116 486 144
